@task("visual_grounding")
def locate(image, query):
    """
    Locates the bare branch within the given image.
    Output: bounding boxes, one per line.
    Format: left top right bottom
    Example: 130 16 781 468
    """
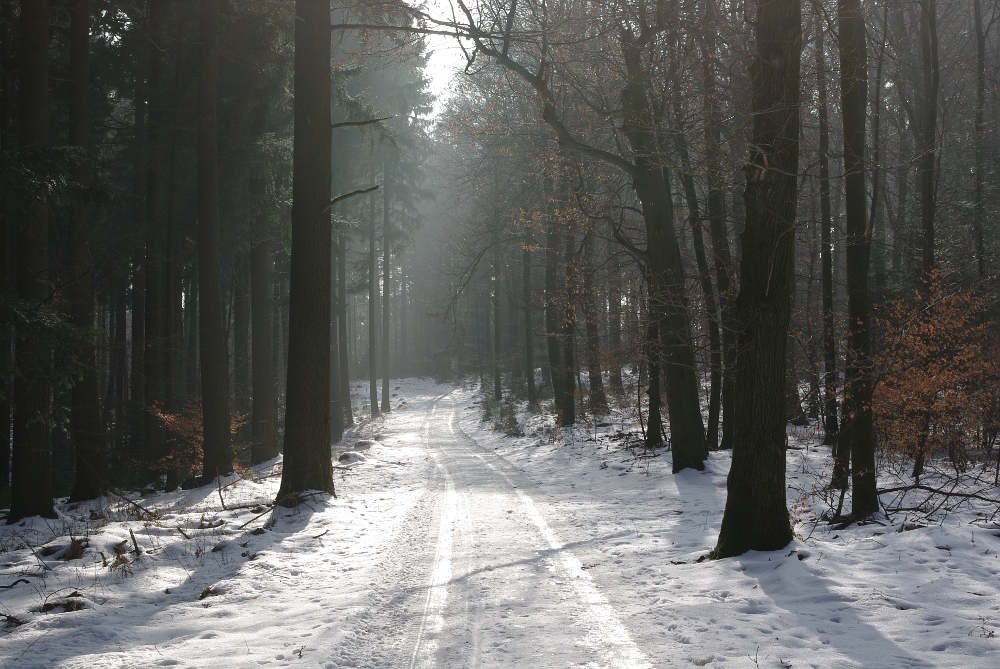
320 185 380 214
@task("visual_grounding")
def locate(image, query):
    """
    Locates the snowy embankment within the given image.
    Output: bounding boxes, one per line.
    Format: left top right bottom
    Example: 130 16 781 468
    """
2 379 999 668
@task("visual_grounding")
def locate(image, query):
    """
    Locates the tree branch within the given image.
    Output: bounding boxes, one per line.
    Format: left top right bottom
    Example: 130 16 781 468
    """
332 117 392 129
320 185 380 214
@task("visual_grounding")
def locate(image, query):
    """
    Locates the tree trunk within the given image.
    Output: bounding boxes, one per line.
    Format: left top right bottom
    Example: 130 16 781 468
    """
671 112 721 447
144 0 169 475
974 0 987 279
338 236 353 425
277 0 335 500
620 41 706 471
561 230 577 425
233 257 250 447
330 237 344 443
607 252 624 395
700 1 736 450
817 18 842 463
544 190 568 423
9 0 55 522
197 0 232 482
644 289 664 450
582 232 608 415
381 173 391 414
68 0 107 502
919 0 939 279
368 188 379 417
251 241 278 464
840 0 877 517
523 227 538 407
493 261 502 402
714 0 799 558
0 0 15 498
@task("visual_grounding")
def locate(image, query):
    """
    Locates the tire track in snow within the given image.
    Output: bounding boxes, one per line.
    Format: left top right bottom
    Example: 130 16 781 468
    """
443 398 653 669
408 404 458 669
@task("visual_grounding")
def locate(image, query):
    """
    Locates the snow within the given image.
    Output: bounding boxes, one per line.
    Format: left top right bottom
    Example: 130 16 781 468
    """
2 379 998 667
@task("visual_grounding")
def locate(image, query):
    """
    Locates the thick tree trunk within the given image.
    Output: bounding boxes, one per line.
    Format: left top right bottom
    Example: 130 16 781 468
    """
9 0 55 522
68 0 107 502
251 242 278 464
621 42 706 471
714 0 799 558
840 0 877 517
197 0 232 482
277 0 335 500
0 0 14 497
144 0 169 474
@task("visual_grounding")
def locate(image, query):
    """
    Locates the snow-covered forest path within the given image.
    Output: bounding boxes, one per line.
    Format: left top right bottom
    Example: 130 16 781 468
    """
3 380 999 668
332 392 651 668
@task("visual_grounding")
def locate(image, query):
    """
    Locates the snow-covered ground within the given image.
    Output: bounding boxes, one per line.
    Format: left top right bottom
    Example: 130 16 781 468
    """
1 379 998 668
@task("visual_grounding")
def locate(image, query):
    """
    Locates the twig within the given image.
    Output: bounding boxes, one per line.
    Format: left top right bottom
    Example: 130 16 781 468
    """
217 475 227 511
331 116 392 129
129 529 141 555
878 483 999 506
0 579 29 590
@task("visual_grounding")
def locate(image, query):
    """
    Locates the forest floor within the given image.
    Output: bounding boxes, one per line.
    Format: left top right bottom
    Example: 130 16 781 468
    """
1 379 999 668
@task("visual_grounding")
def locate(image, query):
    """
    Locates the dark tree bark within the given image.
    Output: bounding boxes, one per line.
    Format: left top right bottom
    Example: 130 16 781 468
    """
338 236 353 425
68 0 107 502
644 291 664 450
671 111 721 447
0 0 16 498
713 0 799 558
197 0 233 482
8 0 55 523
251 242 278 464
621 41 706 471
840 0 876 517
277 0 335 500
144 0 169 474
